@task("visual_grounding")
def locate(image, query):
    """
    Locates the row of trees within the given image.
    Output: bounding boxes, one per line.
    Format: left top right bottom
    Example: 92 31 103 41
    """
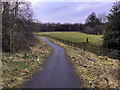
32 12 105 35
34 23 83 32
2 1 36 52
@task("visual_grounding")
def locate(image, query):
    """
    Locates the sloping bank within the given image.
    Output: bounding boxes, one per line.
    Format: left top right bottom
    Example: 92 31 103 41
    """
45 37 119 88
2 37 53 88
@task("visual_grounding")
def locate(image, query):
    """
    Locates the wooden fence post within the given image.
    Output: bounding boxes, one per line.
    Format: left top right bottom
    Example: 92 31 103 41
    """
84 38 89 51
86 38 89 43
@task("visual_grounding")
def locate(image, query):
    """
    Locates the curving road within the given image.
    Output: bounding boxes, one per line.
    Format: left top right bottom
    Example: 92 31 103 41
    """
23 37 82 88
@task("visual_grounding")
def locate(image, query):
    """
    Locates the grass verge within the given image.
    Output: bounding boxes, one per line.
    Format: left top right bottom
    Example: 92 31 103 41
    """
2 37 53 88
45 37 119 88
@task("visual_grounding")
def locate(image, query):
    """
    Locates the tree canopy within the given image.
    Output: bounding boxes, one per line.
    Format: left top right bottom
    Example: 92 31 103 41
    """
85 12 101 26
103 1 120 50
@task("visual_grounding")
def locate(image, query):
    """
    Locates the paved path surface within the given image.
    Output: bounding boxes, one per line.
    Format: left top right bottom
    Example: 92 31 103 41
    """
24 37 81 88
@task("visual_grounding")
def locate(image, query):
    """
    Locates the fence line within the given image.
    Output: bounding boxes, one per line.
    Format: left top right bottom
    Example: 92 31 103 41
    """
41 34 120 60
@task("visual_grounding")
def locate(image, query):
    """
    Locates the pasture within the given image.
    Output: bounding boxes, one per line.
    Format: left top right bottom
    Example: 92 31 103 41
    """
37 32 103 45
36 32 118 59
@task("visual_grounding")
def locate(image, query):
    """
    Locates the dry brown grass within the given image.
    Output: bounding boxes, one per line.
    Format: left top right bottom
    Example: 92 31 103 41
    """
2 37 52 88
47 37 119 88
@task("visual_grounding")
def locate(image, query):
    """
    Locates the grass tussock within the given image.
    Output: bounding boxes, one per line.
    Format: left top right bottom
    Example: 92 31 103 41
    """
46 37 119 88
2 37 52 88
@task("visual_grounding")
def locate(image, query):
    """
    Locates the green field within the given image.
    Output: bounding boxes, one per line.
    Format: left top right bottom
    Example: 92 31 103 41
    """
37 32 103 45
36 32 117 58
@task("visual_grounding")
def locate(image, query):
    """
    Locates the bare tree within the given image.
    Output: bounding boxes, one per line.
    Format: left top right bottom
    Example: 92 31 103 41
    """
2 1 34 52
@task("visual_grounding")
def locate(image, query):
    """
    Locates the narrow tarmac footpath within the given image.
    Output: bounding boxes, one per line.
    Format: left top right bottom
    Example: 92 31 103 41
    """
23 37 82 88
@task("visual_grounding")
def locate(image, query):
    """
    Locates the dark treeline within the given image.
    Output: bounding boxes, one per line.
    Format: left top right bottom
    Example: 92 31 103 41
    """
32 12 105 35
34 23 83 32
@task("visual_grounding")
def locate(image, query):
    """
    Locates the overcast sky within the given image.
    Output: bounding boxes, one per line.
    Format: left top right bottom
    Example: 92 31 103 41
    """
29 0 116 24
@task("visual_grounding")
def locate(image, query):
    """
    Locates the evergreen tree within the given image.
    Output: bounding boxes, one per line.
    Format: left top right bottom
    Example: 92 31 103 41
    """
103 2 120 50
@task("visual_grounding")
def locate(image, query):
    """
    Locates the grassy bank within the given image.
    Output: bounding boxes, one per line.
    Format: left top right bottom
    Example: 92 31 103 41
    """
45 37 119 88
2 37 52 88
